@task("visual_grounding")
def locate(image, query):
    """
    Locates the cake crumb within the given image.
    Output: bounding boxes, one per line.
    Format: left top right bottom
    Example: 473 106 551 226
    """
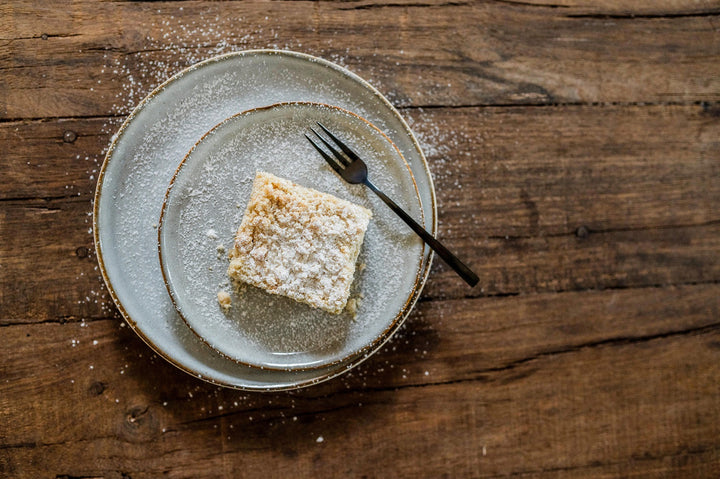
217 291 232 311
346 296 362 318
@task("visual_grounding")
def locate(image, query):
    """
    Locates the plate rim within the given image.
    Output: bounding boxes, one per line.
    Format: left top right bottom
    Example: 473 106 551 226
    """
93 49 437 390
157 101 426 371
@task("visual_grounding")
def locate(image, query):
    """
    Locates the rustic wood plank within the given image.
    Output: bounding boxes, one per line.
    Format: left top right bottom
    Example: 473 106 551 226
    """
4 283 716 407
337 0 720 16
105 0 720 16
1 283 718 477
406 104 720 237
405 103 720 298
0 117 108 200
421 220 720 299
2 1 719 119
2 191 718 318
3 190 719 319
0 199 105 322
381 282 720 386
5 102 719 231
2 101 718 316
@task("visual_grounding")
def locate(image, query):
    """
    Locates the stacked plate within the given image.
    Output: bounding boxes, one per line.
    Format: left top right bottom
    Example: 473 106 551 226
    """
94 50 436 391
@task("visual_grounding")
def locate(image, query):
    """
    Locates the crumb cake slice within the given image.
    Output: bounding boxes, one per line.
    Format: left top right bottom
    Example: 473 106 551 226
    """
227 172 372 314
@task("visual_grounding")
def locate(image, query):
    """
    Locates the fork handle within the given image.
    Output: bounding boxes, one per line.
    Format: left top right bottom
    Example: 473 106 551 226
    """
364 180 479 287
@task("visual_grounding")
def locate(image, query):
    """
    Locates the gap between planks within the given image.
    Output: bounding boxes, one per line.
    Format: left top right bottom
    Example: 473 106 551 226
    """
1 100 717 125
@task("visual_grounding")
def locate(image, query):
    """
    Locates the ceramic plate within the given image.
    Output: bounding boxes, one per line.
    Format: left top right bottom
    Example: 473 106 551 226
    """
94 50 436 390
159 102 424 370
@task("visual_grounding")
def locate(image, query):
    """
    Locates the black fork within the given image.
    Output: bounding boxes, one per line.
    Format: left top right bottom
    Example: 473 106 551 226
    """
306 122 479 287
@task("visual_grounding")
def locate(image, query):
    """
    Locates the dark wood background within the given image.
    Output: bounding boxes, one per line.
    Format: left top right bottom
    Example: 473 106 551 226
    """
2 1 720 477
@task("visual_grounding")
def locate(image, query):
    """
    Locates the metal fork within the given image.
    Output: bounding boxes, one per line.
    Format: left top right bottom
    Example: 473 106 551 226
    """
306 122 479 287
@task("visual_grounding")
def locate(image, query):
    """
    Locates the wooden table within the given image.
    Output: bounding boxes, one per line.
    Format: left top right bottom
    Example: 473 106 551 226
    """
2 1 720 477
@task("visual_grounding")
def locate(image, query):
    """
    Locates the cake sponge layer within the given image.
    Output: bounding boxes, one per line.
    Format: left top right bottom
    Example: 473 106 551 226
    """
227 172 372 314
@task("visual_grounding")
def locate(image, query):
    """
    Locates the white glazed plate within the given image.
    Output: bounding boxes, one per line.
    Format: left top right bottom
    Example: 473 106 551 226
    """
159 102 424 371
94 50 436 390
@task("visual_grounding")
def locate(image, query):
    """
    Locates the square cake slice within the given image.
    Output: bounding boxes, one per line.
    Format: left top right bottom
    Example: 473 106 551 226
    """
227 171 372 314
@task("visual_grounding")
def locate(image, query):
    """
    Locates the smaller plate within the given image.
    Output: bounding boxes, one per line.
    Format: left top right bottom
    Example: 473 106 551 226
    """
158 102 425 371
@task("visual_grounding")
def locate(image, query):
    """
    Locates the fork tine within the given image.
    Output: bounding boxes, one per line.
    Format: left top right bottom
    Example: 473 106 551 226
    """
305 134 345 176
316 122 361 162
310 127 351 166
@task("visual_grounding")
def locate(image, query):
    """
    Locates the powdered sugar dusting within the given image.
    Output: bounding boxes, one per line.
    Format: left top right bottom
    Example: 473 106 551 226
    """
96 49 435 388
161 103 423 369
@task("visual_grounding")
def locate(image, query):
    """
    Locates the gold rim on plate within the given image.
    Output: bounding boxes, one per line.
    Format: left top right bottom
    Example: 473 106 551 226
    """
93 49 437 390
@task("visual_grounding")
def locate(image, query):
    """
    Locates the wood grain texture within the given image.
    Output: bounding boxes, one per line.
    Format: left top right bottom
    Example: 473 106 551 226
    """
2 103 718 317
2 0 720 119
1 285 719 477
2 0 720 477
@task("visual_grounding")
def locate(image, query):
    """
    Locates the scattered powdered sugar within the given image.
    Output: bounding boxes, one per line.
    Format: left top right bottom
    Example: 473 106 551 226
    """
404 109 476 237
94 25 444 385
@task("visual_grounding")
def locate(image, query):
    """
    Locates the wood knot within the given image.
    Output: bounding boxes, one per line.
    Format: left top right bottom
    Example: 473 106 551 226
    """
575 226 589 239
126 405 149 426
88 381 106 396
120 404 159 442
63 130 78 143
75 246 89 258
701 101 720 117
